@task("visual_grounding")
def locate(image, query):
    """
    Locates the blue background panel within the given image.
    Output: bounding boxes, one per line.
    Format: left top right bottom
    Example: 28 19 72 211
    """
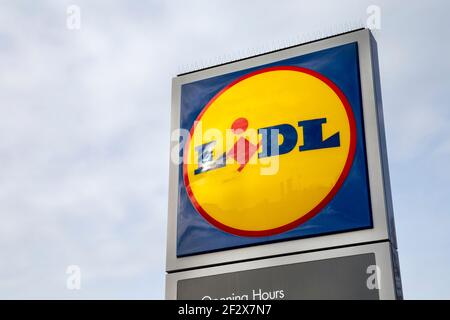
177 42 372 257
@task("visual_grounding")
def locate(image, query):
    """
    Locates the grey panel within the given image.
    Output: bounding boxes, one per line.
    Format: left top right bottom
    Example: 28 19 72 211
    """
369 33 398 250
166 242 397 300
177 253 379 300
166 29 398 273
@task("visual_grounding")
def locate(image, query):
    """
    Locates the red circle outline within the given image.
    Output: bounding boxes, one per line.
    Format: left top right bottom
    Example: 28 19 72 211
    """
182 66 357 237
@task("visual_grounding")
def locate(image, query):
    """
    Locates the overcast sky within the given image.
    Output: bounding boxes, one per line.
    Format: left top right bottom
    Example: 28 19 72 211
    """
0 0 449 299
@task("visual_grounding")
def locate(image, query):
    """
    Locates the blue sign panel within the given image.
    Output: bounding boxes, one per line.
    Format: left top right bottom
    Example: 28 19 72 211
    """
177 42 372 257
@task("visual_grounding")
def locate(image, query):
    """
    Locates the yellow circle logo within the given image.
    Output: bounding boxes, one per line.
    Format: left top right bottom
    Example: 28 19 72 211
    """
183 66 356 237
